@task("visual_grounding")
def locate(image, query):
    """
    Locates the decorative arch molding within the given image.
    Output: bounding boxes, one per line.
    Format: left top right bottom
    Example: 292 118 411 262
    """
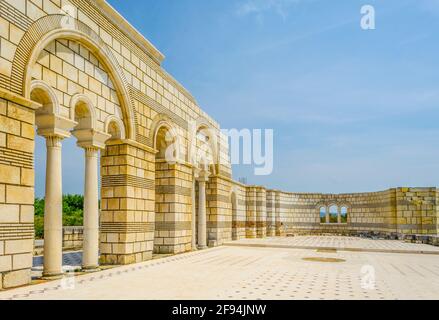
104 115 126 140
150 113 181 162
29 80 60 115
188 116 219 175
11 14 136 140
69 94 97 130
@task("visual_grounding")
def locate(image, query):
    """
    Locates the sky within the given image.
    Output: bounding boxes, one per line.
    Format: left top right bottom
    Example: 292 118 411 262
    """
35 0 439 197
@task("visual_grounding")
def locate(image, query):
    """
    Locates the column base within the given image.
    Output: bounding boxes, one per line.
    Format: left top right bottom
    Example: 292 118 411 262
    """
197 245 208 250
42 273 64 280
82 266 100 273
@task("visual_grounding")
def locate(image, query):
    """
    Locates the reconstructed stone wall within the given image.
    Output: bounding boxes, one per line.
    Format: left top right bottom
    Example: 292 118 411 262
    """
63 226 83 249
0 0 438 291
277 188 437 237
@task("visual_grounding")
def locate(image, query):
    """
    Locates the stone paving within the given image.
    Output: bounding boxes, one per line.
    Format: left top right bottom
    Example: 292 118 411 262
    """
226 236 439 254
32 252 83 278
1 237 439 300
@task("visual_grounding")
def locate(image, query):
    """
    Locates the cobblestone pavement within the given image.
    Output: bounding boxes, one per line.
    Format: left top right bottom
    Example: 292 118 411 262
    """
32 252 83 278
33 252 83 268
1 238 439 300
226 236 439 254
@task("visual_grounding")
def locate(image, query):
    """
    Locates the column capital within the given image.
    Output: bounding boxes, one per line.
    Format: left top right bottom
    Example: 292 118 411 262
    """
72 129 111 150
197 170 210 183
45 135 64 148
36 113 77 139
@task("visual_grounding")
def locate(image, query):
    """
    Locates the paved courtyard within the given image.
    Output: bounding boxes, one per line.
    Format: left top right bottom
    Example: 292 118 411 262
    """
1 237 439 300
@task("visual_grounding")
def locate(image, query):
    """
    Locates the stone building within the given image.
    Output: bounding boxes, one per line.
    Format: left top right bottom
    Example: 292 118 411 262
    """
0 0 438 290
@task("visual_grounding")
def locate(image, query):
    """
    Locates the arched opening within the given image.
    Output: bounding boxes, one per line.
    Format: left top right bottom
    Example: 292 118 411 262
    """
329 205 339 224
30 81 81 279
319 207 327 224
27 35 127 276
191 123 217 250
153 124 177 254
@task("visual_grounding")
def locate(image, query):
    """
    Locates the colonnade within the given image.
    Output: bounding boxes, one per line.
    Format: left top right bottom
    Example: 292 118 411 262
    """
37 112 110 277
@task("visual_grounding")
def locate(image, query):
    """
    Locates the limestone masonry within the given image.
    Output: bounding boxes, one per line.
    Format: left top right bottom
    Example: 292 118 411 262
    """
0 0 438 290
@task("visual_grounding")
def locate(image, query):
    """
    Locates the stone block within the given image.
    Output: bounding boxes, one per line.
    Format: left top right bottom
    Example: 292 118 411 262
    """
0 204 20 223
20 205 34 223
7 103 34 124
0 164 20 184
5 239 33 254
21 122 34 140
0 115 20 135
0 255 12 272
12 253 32 270
20 168 34 187
7 135 33 153
3 269 31 289
6 185 34 204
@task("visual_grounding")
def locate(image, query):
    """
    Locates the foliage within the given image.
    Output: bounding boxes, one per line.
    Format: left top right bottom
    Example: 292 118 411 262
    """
34 195 84 239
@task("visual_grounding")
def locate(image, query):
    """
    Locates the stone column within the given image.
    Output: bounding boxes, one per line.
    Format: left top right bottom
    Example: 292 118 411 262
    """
72 129 110 270
37 114 77 279
42 135 64 278
82 147 100 270
197 171 209 250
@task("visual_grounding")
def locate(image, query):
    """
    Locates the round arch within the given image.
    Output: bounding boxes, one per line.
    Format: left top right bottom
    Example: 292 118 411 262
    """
12 14 136 140
104 115 126 140
150 114 181 162
29 80 60 115
188 117 219 175
70 94 97 130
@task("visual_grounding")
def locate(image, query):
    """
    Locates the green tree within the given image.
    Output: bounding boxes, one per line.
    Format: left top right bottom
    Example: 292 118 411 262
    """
34 195 84 239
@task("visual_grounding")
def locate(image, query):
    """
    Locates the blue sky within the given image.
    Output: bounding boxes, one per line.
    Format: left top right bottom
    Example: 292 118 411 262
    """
35 0 439 196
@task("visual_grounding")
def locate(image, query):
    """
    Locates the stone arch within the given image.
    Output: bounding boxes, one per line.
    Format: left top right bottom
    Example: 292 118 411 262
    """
104 115 126 140
150 114 181 162
188 117 218 175
70 94 97 130
12 14 136 140
29 80 59 115
328 204 339 224
339 203 350 224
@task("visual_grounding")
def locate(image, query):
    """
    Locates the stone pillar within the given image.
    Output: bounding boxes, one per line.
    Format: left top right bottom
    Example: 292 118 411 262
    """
256 187 267 238
337 207 342 224
191 169 199 250
246 187 257 238
266 191 276 237
0 92 39 289
154 161 193 254
197 171 209 250
42 135 64 278
100 140 156 265
72 129 110 270
37 114 77 278
275 192 285 236
82 147 100 270
326 207 330 224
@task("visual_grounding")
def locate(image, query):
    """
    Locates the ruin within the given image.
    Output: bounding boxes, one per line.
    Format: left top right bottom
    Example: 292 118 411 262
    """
0 0 437 290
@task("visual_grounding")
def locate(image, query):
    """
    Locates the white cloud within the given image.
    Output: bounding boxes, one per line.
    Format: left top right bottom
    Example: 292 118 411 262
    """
235 0 303 21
